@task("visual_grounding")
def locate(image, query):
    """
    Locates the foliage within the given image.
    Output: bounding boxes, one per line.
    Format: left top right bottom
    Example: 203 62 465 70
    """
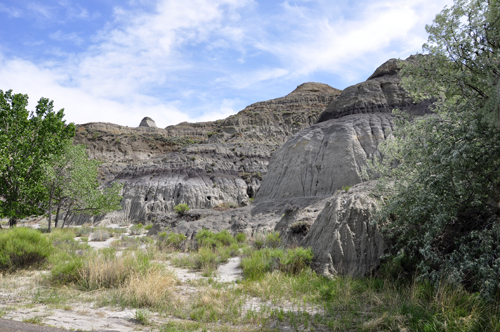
43 142 123 230
0 227 53 270
89 229 111 242
375 0 500 299
0 90 75 226
235 233 246 243
163 232 187 250
174 203 190 216
241 247 313 281
129 224 144 235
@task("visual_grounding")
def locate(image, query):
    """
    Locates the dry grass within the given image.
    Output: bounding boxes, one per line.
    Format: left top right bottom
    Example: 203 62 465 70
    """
77 254 130 289
119 266 179 309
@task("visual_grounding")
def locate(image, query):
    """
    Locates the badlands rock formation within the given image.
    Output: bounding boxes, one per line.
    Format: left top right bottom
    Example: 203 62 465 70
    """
301 181 384 277
74 57 431 278
74 82 340 223
256 57 432 202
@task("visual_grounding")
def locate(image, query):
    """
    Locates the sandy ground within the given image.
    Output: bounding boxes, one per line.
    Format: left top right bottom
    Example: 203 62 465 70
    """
0 224 245 331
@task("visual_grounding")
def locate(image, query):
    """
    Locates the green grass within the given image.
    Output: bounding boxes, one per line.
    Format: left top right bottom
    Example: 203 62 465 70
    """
2 225 500 332
0 227 53 271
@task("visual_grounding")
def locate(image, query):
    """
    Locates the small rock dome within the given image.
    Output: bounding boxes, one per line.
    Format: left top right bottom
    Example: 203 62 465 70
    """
139 117 157 128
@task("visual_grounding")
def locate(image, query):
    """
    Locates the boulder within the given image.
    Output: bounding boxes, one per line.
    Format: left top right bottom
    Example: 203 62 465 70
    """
301 181 384 277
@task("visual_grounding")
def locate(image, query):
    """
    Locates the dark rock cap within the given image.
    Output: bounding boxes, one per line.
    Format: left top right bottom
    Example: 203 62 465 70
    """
139 117 157 128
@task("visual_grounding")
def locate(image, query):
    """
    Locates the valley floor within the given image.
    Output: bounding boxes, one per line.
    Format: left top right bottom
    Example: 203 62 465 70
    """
0 221 498 332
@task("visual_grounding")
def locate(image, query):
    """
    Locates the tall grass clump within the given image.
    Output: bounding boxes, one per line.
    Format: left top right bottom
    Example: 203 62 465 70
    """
0 227 53 270
49 245 151 290
117 266 178 310
129 223 144 235
241 247 313 281
158 232 187 251
89 229 111 241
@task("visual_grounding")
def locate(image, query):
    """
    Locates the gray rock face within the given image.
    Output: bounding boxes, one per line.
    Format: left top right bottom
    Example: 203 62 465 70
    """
139 117 157 128
317 57 433 123
73 83 340 224
301 181 384 277
256 113 393 201
164 196 329 240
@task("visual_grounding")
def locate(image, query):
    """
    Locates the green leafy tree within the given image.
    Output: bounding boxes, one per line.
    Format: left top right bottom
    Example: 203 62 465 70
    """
376 0 500 299
0 90 75 226
43 141 123 231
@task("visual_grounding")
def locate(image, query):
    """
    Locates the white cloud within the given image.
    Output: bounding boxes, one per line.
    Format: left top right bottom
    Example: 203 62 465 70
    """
0 56 190 128
251 0 455 83
0 4 22 18
0 0 456 127
50 31 84 45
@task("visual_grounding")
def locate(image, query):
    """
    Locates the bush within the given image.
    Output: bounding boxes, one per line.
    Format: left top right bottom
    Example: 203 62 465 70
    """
196 229 235 248
160 233 187 250
265 232 281 248
89 229 111 241
235 233 246 243
144 224 153 231
75 227 92 237
130 224 144 235
174 204 190 216
0 227 53 270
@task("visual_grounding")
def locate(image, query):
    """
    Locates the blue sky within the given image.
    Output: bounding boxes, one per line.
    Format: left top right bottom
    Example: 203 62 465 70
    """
0 0 453 127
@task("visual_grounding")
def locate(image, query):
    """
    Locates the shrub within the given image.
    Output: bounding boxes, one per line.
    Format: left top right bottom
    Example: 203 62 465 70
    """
144 224 153 231
89 229 111 241
280 247 313 274
75 227 92 237
161 233 187 250
174 204 190 216
196 229 235 248
0 227 53 270
130 224 144 235
265 232 281 248
235 233 246 243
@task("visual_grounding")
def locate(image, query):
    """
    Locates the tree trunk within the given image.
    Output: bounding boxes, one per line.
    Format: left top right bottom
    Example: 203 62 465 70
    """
47 184 54 233
9 217 17 227
61 203 73 228
55 204 61 228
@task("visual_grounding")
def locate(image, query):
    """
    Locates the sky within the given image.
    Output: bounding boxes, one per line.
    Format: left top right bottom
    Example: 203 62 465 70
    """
0 0 454 128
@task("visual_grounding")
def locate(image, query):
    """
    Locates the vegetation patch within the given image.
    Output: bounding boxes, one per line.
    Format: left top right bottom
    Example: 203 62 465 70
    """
0 227 53 271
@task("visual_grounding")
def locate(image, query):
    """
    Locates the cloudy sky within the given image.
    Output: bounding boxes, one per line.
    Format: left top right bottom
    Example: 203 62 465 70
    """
0 0 454 128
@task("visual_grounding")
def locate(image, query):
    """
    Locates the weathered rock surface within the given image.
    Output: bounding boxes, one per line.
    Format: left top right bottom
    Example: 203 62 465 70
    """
72 82 340 224
301 181 384 277
317 57 433 123
256 56 433 202
149 195 330 241
139 116 157 128
256 113 393 201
